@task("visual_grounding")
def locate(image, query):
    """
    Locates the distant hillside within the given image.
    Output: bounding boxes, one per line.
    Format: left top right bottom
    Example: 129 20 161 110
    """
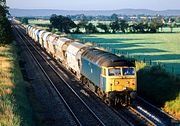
9 8 180 17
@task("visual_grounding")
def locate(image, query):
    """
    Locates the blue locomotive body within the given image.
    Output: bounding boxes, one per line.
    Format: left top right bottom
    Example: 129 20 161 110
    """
81 57 107 92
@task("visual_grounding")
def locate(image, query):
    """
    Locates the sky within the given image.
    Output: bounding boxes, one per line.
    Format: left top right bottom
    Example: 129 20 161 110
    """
7 0 180 10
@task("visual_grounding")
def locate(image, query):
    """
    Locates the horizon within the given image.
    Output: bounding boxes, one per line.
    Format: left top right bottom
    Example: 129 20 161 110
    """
7 0 180 11
9 8 180 11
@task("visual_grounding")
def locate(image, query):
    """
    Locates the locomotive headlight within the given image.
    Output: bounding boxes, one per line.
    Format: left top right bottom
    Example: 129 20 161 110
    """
115 81 119 85
123 87 127 90
126 81 130 87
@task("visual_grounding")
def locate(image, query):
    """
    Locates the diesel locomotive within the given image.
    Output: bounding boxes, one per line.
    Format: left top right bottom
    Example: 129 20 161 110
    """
26 25 137 106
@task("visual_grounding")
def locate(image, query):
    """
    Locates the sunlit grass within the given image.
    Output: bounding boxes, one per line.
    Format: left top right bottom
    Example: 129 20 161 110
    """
163 91 180 120
0 44 34 126
0 45 20 126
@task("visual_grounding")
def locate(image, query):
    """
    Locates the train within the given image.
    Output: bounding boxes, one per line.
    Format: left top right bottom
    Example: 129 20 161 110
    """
26 25 137 106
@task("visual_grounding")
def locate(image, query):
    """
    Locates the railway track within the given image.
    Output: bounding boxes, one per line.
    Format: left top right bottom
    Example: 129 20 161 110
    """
13 22 132 126
109 105 155 126
13 24 106 126
134 96 180 125
128 106 155 126
113 95 180 126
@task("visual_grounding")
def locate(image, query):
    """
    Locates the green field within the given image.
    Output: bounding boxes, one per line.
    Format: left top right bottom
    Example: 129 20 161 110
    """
70 33 180 75
28 19 50 25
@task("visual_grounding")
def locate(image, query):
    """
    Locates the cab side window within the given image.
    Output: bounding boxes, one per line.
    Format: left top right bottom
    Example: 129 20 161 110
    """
102 68 106 76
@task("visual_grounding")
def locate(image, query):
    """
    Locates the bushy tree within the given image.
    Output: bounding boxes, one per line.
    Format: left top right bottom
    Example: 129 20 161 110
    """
50 14 77 33
77 19 88 33
119 19 128 33
21 18 28 24
129 18 164 33
148 18 161 33
109 19 129 33
110 20 120 33
0 0 13 45
85 23 98 33
97 23 110 33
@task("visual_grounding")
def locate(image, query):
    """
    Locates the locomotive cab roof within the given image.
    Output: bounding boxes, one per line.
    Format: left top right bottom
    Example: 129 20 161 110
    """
82 48 135 67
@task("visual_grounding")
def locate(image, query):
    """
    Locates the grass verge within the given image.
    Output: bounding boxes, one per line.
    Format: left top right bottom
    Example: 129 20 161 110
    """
0 43 34 126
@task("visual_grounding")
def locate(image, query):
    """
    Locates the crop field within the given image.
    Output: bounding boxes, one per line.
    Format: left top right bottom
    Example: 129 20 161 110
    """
70 33 180 75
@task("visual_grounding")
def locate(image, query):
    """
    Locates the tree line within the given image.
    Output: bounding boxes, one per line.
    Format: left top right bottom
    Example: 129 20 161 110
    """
49 14 178 34
0 0 13 45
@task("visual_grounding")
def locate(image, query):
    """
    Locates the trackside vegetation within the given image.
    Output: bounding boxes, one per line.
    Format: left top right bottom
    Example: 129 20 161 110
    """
1 1 35 125
0 44 35 125
138 65 180 120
